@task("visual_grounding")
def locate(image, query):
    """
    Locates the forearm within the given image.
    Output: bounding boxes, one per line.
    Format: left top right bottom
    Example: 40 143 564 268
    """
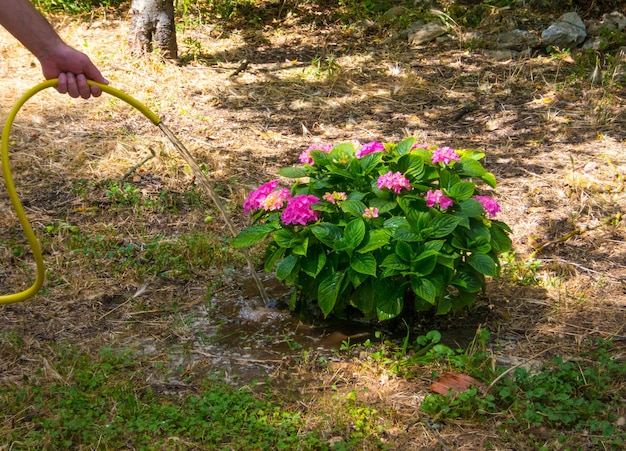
0 0 65 60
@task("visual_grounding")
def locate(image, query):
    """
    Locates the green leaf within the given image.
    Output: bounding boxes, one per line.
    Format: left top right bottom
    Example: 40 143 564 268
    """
278 166 308 178
369 198 396 214
276 254 298 281
459 159 487 177
456 198 484 218
350 253 377 276
412 250 438 276
357 229 390 253
340 199 366 217
395 136 416 156
411 277 438 304
376 281 405 320
231 225 276 248
274 228 301 249
428 215 460 238
264 246 284 272
481 172 497 188
467 253 498 276
359 152 383 175
393 227 422 242
395 241 413 263
301 249 326 277
490 223 512 253
452 270 484 293
344 218 366 250
380 254 409 271
436 296 452 315
292 236 309 256
349 279 376 316
311 224 342 248
317 271 345 317
448 181 475 200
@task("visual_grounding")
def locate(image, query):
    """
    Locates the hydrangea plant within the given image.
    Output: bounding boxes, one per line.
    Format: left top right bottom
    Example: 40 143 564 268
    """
232 137 512 321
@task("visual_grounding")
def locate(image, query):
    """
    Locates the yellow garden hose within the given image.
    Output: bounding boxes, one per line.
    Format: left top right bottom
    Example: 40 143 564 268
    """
1 79 161 305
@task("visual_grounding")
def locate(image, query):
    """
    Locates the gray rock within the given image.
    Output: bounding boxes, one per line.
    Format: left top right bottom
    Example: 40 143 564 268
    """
484 49 521 61
541 12 587 49
408 21 449 46
600 11 626 31
495 29 540 51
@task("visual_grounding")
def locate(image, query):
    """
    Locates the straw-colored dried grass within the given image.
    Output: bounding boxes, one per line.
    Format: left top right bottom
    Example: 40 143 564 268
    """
1 5 625 448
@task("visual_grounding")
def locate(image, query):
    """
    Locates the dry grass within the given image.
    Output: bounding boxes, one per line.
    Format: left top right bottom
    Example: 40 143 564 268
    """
1 3 625 449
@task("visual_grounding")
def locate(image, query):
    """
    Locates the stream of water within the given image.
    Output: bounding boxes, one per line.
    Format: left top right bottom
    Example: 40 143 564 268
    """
157 123 271 306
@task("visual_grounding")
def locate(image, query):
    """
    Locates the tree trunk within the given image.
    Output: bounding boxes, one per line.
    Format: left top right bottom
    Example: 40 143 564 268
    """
128 0 177 59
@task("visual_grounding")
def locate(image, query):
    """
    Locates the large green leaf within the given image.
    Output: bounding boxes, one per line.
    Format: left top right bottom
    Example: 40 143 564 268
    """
276 254 298 281
344 218 366 251
357 229 390 253
359 152 383 175
481 172 497 188
412 250 438 276
459 158 487 177
393 227 422 242
350 253 377 276
278 166 308 178
490 223 512 253
395 136 416 156
428 215 460 238
311 223 342 248
301 249 326 277
264 246 284 272
411 277 438 304
452 269 484 293
448 181 475 200
231 225 276 248
340 199 366 217
394 241 413 263
380 254 409 271
273 228 301 249
376 281 405 320
317 271 345 317
456 198 484 218
467 253 498 276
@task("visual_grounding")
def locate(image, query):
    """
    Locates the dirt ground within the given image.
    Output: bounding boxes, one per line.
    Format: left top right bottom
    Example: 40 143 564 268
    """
1 3 625 449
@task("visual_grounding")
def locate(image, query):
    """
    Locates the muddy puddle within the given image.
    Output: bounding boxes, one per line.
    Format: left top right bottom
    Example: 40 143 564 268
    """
123 271 493 386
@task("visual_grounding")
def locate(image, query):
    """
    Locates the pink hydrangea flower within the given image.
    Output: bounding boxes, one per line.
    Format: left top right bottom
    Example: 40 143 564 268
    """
355 141 385 158
411 143 428 150
259 188 291 211
363 207 379 219
299 143 333 165
425 189 453 210
377 171 412 194
322 191 348 204
474 195 501 218
243 180 279 214
281 195 320 225
432 146 460 166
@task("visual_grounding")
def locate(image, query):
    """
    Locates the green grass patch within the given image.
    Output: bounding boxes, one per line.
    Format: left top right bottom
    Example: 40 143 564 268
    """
0 344 323 449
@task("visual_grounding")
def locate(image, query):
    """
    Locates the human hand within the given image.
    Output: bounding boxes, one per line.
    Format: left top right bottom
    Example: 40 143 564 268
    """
38 43 109 99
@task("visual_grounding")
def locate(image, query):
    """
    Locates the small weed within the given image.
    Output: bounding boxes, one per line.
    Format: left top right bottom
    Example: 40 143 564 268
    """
420 338 626 447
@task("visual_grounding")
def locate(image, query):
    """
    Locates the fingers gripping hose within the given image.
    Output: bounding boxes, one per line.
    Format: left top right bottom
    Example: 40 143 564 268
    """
1 79 161 305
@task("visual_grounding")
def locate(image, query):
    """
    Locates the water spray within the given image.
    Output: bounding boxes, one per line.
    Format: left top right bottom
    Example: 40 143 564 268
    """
1 79 270 306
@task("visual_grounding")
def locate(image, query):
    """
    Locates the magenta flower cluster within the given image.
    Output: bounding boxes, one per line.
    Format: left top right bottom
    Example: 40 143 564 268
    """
377 171 411 194
425 189 454 210
474 195 501 218
243 180 280 214
299 143 333 165
355 141 386 159
281 195 320 225
432 146 460 166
